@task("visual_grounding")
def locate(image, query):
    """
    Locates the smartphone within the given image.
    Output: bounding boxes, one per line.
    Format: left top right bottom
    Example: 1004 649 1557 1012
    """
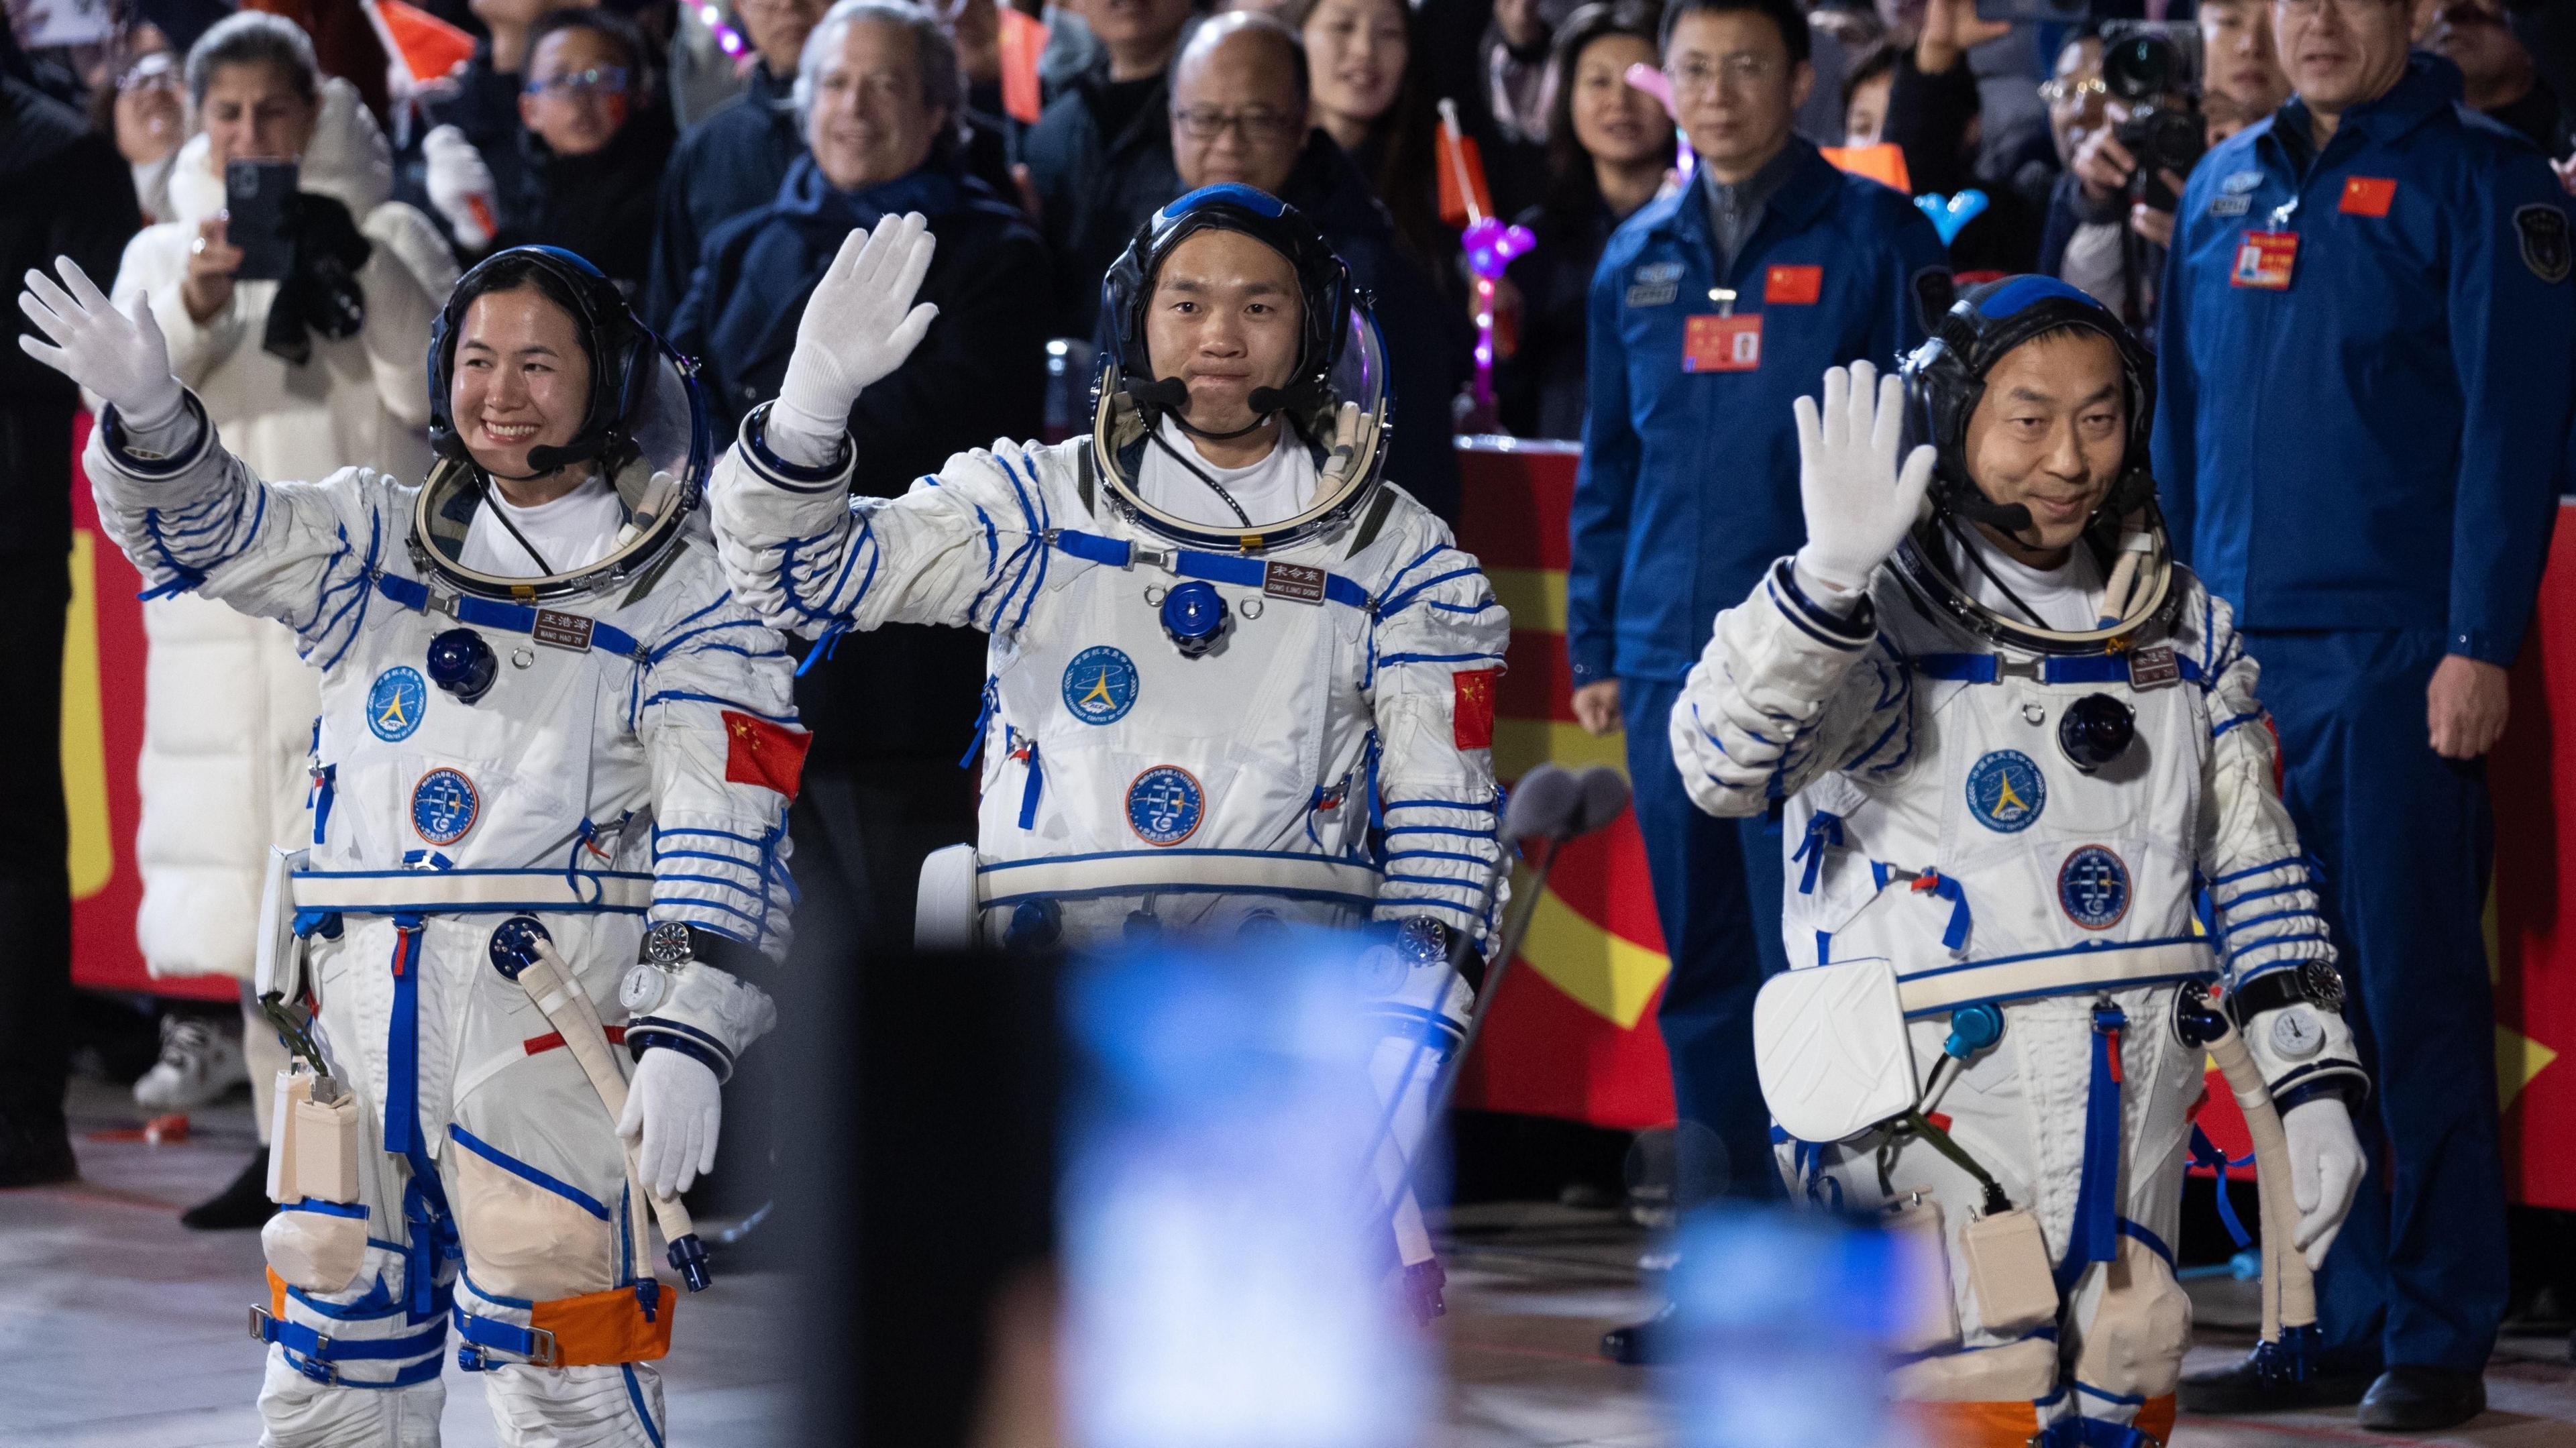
1973 0 2086 21
225 160 300 282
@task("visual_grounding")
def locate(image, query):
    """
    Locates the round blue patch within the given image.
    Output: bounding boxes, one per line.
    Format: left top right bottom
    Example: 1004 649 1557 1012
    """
411 767 480 846
367 666 428 742
1062 645 1140 726
1964 749 2046 833
1126 765 1204 847
2057 845 2131 930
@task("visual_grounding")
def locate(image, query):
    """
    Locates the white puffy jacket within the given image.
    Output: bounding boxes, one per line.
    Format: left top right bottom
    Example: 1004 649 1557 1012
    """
107 76 459 979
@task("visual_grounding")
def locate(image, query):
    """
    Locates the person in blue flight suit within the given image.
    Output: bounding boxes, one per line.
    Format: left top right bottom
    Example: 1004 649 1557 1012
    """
2155 0 2576 1427
1568 0 1948 1363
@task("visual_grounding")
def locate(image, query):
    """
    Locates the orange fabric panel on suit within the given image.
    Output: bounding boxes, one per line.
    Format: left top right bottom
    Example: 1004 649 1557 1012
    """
530 1282 679 1365
1902 1399 2042 1447
268 1266 288 1320
2135 1394 2177 1443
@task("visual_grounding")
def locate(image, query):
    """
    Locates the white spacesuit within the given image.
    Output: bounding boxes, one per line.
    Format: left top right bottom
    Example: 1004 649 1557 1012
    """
1671 279 2369 1447
21 249 794 1447
704 190 1507 1305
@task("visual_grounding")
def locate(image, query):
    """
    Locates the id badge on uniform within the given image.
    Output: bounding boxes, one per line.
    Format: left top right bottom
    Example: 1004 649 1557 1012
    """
2231 231 2299 290
1683 313 1762 372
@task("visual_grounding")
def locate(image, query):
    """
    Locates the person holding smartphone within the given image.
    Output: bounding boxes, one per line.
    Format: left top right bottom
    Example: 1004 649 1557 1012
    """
101 10 458 1231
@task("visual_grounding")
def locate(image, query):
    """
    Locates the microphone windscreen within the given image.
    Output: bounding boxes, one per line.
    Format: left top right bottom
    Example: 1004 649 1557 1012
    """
1503 764 1580 842
1246 385 1289 414
1130 376 1191 413
1571 765 1633 838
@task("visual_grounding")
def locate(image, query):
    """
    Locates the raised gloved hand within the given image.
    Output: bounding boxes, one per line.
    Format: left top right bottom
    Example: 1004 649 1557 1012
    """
1790 359 1936 600
2284 1096 2365 1272
617 1046 722 1199
770 211 940 447
19 256 184 431
422 125 498 251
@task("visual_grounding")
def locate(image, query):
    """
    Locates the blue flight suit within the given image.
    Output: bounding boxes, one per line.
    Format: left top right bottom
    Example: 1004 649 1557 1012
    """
2155 55 2575 1374
1574 139 1948 1195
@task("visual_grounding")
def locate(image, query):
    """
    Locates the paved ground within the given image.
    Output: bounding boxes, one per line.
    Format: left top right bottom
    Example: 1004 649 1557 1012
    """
7 1079 2572 1446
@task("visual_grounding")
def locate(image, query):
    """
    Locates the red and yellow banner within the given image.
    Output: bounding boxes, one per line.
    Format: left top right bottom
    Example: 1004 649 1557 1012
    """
1449 441 1676 1129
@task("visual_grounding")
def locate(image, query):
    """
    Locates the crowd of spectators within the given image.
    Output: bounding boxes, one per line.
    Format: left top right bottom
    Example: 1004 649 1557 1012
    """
9 0 2576 1421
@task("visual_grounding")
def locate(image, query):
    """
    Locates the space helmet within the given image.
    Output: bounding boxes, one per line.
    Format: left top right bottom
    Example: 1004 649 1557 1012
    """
1888 274 2178 653
411 246 712 602
1090 184 1394 553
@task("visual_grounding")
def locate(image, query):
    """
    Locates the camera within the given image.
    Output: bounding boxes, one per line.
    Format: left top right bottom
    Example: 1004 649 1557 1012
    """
2101 21 2204 213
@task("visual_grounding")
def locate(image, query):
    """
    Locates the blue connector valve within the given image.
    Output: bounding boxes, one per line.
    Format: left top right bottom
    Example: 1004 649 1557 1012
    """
1943 1003 2003 1060
488 915 551 980
667 1233 713 1292
1159 580 1230 658
426 627 499 704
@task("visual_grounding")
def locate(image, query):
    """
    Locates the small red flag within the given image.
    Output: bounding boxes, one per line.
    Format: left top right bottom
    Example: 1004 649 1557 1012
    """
2339 176 2397 217
723 710 811 799
1453 669 1499 749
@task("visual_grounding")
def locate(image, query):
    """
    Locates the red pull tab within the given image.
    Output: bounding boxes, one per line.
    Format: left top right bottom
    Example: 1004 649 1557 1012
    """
2105 1026 2125 1084
1911 870 1941 894
1925 1111 1953 1133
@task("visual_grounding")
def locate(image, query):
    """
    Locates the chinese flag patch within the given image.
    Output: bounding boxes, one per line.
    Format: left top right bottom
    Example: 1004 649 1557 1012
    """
1764 264 1823 304
723 710 811 799
1454 669 1500 749
2339 176 2396 217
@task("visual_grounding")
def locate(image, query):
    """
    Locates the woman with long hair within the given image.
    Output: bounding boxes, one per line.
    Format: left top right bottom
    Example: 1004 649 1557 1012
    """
1497 0 1672 439
1282 0 1456 296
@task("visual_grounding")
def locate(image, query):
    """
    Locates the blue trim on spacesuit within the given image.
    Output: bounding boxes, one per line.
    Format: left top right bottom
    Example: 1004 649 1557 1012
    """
447 1125 612 1219
2055 1005 2127 1296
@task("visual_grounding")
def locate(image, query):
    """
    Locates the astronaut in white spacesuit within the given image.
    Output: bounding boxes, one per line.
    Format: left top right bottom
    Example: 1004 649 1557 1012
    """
20 247 796 1447
1671 278 2369 1446
703 188 1507 1309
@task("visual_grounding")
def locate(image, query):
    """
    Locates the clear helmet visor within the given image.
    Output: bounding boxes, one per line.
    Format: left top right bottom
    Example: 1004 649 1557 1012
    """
1091 302 1394 553
412 340 713 601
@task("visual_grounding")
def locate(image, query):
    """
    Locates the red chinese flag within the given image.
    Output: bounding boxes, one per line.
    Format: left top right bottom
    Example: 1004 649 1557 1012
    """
1454 669 1500 749
2339 176 2396 217
723 710 811 799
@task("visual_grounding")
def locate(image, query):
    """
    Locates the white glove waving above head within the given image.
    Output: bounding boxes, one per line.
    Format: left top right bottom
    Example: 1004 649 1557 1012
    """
768 211 941 451
19 256 184 432
1790 360 1938 605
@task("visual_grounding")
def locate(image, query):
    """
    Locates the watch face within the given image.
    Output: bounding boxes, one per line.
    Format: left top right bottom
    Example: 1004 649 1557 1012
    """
643 922 693 967
620 962 670 1014
2269 1005 2325 1060
2302 960 2345 1011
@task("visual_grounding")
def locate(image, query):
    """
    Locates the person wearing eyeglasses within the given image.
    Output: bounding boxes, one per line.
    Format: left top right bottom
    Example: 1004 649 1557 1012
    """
667 0 1047 968
1161 10 1468 522
2157 0 2576 1428
1570 0 1948 1362
488 7 677 294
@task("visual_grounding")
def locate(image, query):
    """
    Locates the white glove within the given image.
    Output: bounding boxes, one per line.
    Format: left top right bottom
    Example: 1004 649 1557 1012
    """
1790 360 1937 601
19 256 184 432
422 125 498 250
2284 1096 2365 1272
770 211 940 447
617 1046 723 1199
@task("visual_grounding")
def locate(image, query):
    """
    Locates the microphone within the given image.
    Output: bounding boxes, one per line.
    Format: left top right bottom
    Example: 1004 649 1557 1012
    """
1569 766 1632 838
1246 385 1290 414
1502 763 1581 842
1949 489 2034 535
1129 376 1191 413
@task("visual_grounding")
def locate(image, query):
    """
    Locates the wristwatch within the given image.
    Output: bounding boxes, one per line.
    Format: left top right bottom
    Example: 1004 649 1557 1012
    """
2225 958 2345 1024
620 921 697 1014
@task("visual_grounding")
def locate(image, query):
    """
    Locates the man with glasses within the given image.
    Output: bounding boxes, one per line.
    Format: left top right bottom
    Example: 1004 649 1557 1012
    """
1161 11 1467 520
1571 0 1947 1362
2157 0 2575 1428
